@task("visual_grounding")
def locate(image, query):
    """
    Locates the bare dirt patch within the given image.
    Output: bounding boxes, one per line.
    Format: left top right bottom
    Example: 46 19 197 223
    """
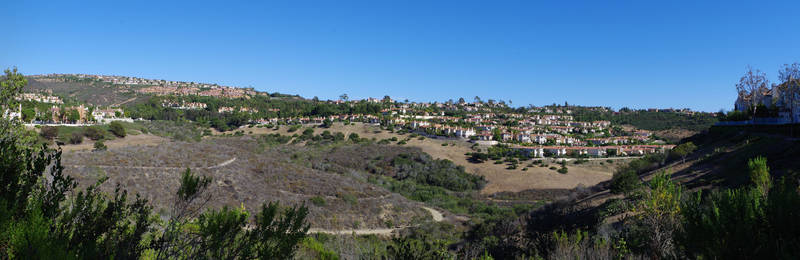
59 133 167 152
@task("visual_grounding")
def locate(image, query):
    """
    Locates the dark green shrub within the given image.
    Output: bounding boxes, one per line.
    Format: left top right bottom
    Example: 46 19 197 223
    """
610 169 640 194
93 139 107 151
108 121 126 137
40 126 58 140
69 132 83 144
309 196 326 207
83 126 106 140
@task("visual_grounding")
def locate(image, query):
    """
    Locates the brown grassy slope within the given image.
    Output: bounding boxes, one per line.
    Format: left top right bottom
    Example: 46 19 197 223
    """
234 123 625 194
25 78 149 106
521 125 800 238
61 136 430 230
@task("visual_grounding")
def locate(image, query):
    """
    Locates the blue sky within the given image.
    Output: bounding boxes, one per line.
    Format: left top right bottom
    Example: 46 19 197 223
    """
3 1 799 112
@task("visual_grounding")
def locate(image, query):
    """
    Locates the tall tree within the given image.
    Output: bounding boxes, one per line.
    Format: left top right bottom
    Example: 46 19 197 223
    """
778 62 800 83
778 63 800 125
735 66 770 116
0 68 26 112
671 142 697 163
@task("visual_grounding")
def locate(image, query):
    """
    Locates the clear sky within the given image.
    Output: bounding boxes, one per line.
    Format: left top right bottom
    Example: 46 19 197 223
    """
3 1 800 112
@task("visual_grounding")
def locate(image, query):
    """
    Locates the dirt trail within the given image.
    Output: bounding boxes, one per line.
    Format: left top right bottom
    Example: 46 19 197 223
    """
65 157 236 170
308 206 446 236
111 96 138 107
422 206 443 221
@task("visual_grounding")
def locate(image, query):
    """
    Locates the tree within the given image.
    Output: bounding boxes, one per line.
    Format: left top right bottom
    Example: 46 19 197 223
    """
670 142 697 163
1 68 154 259
778 62 800 82
747 156 770 196
152 168 309 259
778 63 800 127
108 121 126 137
0 67 26 111
736 66 770 116
474 96 482 104
348 133 360 142
469 152 489 163
383 95 392 103
679 157 800 259
66 109 80 123
610 168 640 194
630 172 682 259
339 94 348 102
21 107 35 122
321 118 333 128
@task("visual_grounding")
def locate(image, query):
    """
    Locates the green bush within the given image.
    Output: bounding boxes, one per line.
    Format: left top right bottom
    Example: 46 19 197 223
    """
69 132 83 144
610 169 640 194
679 162 800 259
83 126 106 140
309 196 326 207
108 121 126 137
337 193 358 205
40 126 58 140
93 139 107 151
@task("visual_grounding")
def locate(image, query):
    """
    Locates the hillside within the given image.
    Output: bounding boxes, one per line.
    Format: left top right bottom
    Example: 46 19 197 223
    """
61 136 441 230
25 76 149 106
473 125 800 258
670 125 800 189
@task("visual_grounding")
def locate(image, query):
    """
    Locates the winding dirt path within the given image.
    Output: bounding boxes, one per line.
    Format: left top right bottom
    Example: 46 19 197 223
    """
64 157 237 170
308 206 446 236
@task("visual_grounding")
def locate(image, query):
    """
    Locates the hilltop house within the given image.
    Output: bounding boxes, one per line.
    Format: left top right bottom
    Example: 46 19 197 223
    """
735 79 800 123
93 107 132 123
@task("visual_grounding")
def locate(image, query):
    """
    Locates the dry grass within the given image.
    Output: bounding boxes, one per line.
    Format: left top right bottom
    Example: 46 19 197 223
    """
61 136 429 230
234 123 625 194
59 133 167 152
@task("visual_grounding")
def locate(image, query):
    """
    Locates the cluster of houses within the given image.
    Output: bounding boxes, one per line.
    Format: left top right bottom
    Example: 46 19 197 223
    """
137 85 255 99
30 74 259 99
216 106 260 113
16 92 63 104
252 114 383 125
2 96 130 124
510 144 675 157
163 101 208 110
243 106 669 157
